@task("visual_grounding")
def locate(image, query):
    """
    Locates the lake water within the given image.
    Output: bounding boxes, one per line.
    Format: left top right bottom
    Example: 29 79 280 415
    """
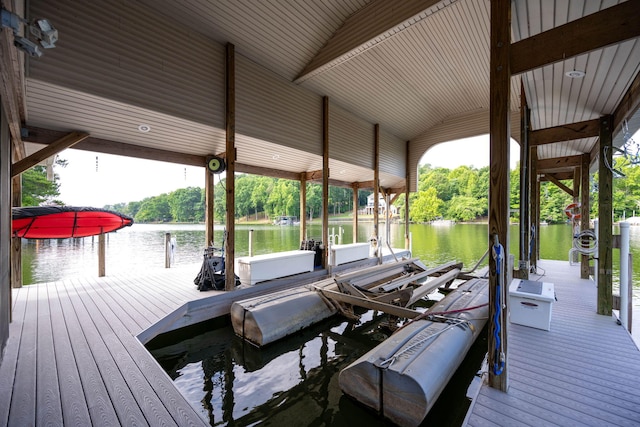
21 222 640 294
20 222 640 426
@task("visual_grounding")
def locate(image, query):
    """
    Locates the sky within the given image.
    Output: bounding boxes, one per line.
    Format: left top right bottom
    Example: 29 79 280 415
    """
53 131 635 207
55 150 206 206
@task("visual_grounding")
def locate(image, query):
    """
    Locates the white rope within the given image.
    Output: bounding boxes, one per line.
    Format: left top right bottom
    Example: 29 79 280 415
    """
573 229 598 255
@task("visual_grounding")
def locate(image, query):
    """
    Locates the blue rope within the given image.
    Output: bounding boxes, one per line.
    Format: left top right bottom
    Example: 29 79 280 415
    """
493 242 505 376
529 225 535 260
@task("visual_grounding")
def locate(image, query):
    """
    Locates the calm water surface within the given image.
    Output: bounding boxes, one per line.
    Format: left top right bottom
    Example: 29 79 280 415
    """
22 222 640 426
22 222 640 291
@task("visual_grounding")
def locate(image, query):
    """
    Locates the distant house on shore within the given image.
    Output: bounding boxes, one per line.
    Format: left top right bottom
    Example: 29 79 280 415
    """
364 194 397 216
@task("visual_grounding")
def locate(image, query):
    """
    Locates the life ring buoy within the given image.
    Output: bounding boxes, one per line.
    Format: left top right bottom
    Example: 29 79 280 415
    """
564 203 581 220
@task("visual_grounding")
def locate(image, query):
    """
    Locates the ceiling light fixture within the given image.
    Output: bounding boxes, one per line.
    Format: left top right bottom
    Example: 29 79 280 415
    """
565 70 585 79
138 124 151 133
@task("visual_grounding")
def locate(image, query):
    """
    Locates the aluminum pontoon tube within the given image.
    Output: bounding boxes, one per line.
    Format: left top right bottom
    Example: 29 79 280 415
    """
338 278 489 427
230 284 337 347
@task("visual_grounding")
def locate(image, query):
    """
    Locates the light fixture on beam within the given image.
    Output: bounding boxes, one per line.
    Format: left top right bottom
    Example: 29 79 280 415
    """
1 8 58 57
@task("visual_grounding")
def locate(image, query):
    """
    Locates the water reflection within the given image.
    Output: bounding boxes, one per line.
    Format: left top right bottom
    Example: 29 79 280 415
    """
149 305 488 427
147 304 486 427
149 312 397 426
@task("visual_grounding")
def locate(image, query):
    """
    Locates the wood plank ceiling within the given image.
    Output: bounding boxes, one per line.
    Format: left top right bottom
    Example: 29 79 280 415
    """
12 0 640 188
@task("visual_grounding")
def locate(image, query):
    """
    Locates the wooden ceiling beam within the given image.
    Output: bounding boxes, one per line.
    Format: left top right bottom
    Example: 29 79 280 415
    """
539 171 574 182
235 163 301 181
543 173 575 197
23 126 367 189
354 180 375 190
304 170 324 181
536 155 583 171
295 0 441 83
24 126 206 167
511 1 640 75
0 2 26 159
529 119 600 146
387 186 406 195
11 131 89 177
613 67 640 136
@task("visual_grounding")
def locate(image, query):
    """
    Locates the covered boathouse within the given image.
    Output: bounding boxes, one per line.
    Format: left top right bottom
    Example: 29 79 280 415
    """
1 0 640 425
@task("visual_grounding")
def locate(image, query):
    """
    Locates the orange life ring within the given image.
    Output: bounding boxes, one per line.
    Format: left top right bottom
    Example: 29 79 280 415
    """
564 203 581 220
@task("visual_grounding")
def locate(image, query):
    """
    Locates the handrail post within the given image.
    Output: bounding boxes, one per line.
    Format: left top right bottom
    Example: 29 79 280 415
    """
620 222 630 331
165 232 171 268
98 233 106 277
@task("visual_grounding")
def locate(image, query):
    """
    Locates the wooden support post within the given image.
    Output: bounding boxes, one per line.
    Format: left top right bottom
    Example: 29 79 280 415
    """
300 173 307 243
519 86 530 279
405 140 411 250
11 175 21 288
530 147 539 269
488 0 510 391
597 115 613 315
225 43 236 291
373 124 380 262
352 182 358 243
581 154 590 279
322 96 329 269
205 167 215 247
98 233 106 277
2 105 12 329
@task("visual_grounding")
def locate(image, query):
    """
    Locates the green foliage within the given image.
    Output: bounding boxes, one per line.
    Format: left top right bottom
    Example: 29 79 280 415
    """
410 187 442 222
135 194 172 222
539 181 573 223
169 187 204 222
612 164 640 221
447 195 486 221
21 165 63 206
93 161 640 226
104 174 362 223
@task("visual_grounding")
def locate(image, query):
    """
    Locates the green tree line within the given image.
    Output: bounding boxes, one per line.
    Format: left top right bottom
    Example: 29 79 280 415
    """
21 159 640 225
104 175 370 223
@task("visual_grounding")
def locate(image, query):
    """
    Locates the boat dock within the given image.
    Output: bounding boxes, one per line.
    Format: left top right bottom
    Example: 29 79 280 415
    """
0 259 639 426
464 260 640 427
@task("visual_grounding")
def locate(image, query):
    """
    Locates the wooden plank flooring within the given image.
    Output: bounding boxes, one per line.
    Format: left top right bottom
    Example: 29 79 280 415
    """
2 258 639 426
0 264 213 427
464 260 640 427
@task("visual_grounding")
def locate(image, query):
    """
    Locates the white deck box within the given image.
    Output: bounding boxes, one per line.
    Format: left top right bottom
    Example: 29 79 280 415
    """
509 279 555 331
329 243 370 266
235 250 315 286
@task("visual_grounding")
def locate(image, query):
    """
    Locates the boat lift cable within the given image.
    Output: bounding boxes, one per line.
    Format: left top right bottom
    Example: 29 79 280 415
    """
492 235 505 376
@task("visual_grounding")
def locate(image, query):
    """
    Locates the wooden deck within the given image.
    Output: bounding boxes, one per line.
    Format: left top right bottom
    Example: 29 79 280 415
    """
1 258 639 426
464 260 640 427
0 253 400 426
0 264 214 426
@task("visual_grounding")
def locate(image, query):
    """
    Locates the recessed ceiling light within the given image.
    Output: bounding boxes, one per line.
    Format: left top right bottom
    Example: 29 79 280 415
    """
565 70 585 79
138 124 151 133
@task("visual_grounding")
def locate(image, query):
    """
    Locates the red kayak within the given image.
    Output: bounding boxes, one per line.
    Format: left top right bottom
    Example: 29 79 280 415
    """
12 206 133 239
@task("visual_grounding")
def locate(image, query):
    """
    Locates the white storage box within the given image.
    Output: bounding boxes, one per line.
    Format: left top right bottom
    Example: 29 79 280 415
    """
235 250 315 286
329 243 370 266
509 279 555 331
